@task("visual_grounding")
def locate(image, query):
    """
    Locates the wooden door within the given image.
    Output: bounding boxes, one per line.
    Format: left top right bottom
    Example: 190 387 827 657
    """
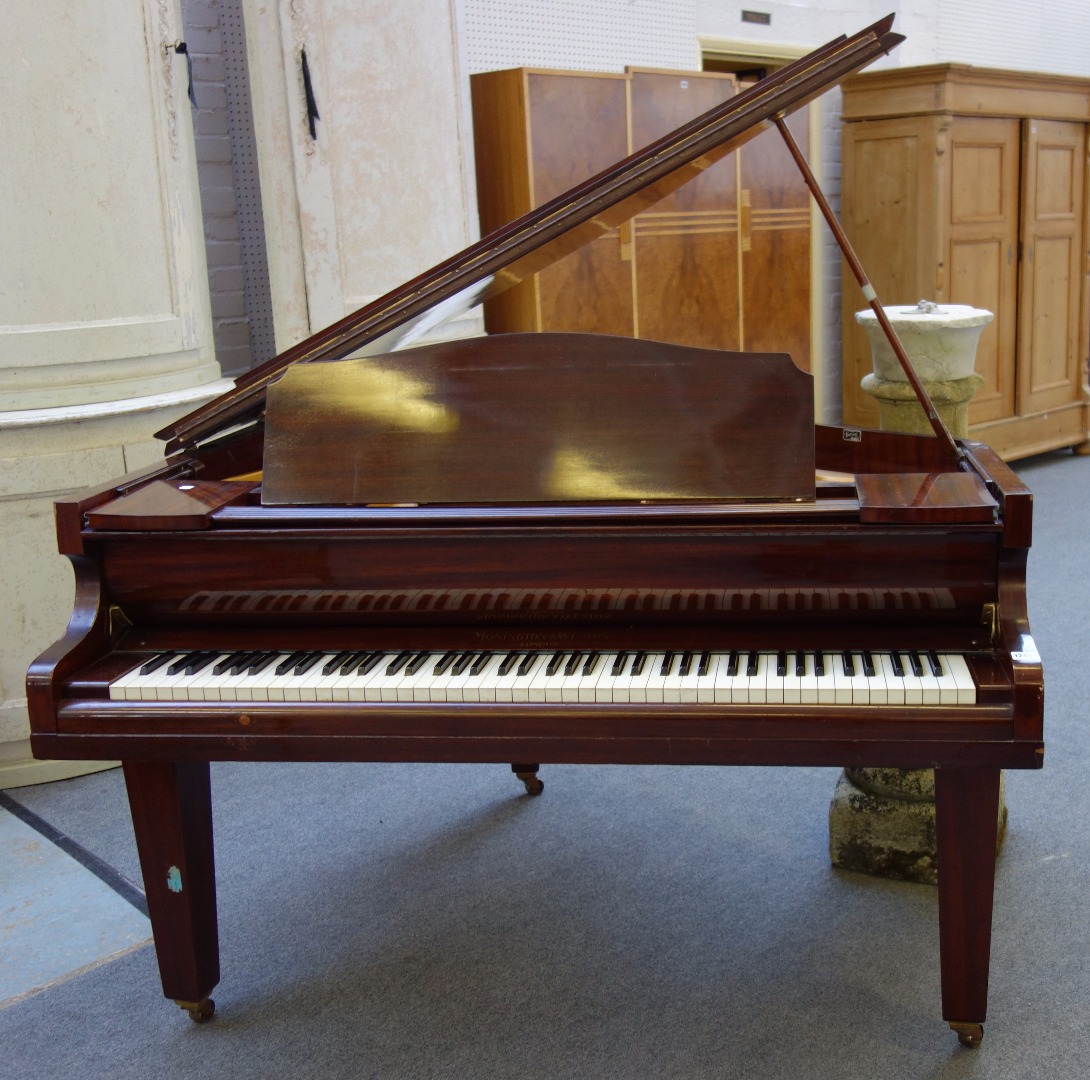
946 118 1020 425
527 73 633 336
737 107 811 370
840 115 946 426
1018 119 1087 415
628 70 740 349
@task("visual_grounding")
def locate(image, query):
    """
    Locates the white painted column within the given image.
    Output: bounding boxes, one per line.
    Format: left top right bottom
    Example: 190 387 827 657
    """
0 1 230 786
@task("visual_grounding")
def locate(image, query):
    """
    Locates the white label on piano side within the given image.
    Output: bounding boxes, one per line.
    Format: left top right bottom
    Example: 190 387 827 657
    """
842 428 862 443
1012 634 1041 664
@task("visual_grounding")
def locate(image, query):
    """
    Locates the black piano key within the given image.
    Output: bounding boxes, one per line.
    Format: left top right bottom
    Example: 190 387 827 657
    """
678 651 693 677
470 652 492 676
385 650 413 676
273 650 308 676
776 651 787 677
909 651 924 677
517 653 539 677
405 651 432 676
432 651 457 675
451 651 476 676
337 651 371 675
291 651 325 676
497 651 520 676
698 651 711 677
211 651 247 675
815 652 825 676
546 652 566 676
244 651 279 675
927 650 943 676
841 651 856 677
581 652 600 677
726 650 740 677
139 651 178 676
610 653 628 677
322 650 355 675
862 651 876 678
795 652 807 677
630 651 647 676
563 652 583 677
891 651 905 677
746 651 758 677
659 653 675 676
167 651 215 676
355 651 385 677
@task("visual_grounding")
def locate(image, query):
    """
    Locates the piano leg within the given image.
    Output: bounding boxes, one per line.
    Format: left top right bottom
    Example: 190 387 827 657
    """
122 760 220 1022
511 763 544 796
934 766 1001 1049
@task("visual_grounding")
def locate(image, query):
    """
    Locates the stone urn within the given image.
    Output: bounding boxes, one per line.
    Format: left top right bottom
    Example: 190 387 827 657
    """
856 301 993 437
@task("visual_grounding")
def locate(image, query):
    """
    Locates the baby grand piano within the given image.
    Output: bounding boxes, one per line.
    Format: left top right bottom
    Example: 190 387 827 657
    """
27 17 1042 1048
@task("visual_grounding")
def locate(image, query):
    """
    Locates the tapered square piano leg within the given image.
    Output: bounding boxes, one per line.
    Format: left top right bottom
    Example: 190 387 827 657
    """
934 766 1001 1048
123 761 219 1021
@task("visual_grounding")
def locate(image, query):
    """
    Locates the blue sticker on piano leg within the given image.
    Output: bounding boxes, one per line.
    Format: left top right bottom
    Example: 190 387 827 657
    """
167 866 183 893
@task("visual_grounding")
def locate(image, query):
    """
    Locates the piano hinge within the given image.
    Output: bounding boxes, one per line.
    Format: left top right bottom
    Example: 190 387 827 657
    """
108 605 133 642
981 602 999 644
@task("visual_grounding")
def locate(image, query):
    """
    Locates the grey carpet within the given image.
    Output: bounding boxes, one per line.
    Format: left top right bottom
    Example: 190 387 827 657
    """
2 448 1088 1079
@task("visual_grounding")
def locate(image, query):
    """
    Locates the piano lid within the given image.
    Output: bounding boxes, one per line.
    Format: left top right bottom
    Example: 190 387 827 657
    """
157 15 903 454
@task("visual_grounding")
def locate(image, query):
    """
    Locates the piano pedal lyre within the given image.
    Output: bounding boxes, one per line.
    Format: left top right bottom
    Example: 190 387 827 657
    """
176 997 215 1023
949 1022 984 1048
511 763 544 796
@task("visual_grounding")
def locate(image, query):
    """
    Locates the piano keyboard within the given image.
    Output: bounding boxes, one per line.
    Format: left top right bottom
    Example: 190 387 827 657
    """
109 649 976 706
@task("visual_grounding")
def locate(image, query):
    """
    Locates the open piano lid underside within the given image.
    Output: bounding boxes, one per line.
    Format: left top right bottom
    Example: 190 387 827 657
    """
262 335 816 506
157 16 904 459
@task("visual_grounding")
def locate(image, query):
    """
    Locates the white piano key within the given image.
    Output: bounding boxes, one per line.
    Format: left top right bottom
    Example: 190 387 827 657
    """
509 653 546 703
693 652 721 703
576 652 607 703
626 653 660 703
826 652 851 705
781 651 803 705
713 651 747 704
846 652 873 705
642 652 674 703
798 651 819 704
745 652 770 704
606 651 643 703
765 651 787 704
877 652 906 706
462 653 505 702
899 652 925 705
945 653 977 705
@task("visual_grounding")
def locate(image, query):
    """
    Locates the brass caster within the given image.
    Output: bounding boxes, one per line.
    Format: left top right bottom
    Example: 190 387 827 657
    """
950 1021 983 1048
176 997 216 1023
516 772 544 796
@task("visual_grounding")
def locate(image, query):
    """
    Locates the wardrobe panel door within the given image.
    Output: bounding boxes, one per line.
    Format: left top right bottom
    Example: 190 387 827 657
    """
629 71 740 350
1018 120 1086 414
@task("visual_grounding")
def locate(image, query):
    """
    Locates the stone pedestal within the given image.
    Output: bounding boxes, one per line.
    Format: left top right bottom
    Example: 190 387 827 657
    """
860 372 985 437
829 768 1007 884
829 301 1002 884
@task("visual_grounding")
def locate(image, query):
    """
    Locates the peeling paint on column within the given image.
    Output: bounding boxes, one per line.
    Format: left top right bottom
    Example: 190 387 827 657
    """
167 865 183 893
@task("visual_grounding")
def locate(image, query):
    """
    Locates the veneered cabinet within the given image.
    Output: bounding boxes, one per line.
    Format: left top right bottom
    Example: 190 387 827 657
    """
470 66 812 369
840 65 1090 458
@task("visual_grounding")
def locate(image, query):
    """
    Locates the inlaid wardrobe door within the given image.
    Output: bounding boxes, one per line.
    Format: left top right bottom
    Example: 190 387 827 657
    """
628 70 740 350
